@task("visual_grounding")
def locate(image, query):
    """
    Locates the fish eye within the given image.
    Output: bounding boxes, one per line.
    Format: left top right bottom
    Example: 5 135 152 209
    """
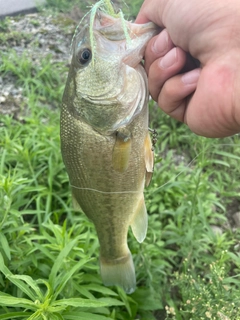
77 48 92 65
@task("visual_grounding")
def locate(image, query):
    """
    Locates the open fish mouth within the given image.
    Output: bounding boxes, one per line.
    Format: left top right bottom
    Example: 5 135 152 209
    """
94 10 156 41
71 1 158 68
69 1 158 134
94 10 158 67
87 6 158 68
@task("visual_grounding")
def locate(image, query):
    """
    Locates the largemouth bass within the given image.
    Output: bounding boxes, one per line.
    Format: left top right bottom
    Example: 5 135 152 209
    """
61 1 157 294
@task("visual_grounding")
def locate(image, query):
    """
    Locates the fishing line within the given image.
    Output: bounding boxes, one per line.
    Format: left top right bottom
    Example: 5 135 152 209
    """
69 152 201 195
71 0 131 63
69 157 197 196
71 0 106 54
70 185 141 194
147 152 203 195
71 10 91 52
147 141 240 195
70 142 240 196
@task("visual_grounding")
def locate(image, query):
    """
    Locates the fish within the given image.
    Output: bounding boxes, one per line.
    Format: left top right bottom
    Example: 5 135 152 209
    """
60 0 157 294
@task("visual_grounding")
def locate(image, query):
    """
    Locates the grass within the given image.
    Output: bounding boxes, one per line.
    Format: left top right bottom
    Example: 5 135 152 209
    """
1 0 240 319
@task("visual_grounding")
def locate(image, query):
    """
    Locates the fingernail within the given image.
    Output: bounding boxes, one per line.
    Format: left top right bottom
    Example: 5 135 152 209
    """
152 29 169 55
160 48 177 69
182 69 200 85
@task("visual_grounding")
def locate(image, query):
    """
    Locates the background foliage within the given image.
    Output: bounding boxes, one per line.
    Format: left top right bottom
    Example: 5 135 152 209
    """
1 0 240 319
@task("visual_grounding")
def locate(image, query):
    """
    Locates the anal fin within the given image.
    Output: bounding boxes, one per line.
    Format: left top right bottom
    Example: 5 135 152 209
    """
72 193 82 211
130 197 148 243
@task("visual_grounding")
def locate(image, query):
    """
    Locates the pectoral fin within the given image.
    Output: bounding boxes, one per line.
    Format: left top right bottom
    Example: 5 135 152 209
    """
144 132 154 187
130 197 148 243
112 129 132 172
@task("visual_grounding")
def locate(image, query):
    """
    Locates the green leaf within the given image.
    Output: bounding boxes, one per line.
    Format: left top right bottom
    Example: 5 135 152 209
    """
31 242 56 262
0 293 36 310
0 312 32 319
209 159 230 167
25 310 42 320
214 150 240 160
131 288 163 311
0 252 12 276
0 233 11 260
53 257 91 299
52 297 123 308
35 279 52 302
80 284 117 296
227 252 240 265
63 312 110 320
48 239 78 285
71 283 95 300
4 277 36 302
8 275 44 301
0 254 36 301
116 286 136 316
98 297 125 307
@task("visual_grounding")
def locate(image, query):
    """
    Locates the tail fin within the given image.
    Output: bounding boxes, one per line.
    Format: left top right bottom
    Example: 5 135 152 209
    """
100 252 136 294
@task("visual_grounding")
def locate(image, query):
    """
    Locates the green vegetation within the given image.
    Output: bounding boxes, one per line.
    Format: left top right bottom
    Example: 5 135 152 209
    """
1 1 240 319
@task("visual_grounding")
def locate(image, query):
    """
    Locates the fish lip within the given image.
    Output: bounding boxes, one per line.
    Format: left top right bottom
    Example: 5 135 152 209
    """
122 22 158 68
127 21 158 38
94 9 157 41
93 10 158 67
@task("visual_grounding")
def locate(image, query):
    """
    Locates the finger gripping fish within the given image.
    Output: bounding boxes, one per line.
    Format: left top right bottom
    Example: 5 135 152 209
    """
60 0 157 294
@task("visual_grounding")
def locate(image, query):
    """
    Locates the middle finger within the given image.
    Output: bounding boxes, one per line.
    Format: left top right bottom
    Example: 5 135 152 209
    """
144 29 175 74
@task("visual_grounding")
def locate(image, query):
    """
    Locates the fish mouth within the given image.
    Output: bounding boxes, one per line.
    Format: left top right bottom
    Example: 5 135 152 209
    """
93 10 158 67
94 10 156 39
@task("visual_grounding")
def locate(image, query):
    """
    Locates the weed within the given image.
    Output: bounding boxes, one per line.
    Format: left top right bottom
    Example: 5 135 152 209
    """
170 256 240 319
0 17 11 32
0 50 67 105
1 1 240 319
0 30 31 45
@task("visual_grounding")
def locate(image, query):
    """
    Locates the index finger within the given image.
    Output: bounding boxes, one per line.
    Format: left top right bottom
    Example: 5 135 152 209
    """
135 0 165 26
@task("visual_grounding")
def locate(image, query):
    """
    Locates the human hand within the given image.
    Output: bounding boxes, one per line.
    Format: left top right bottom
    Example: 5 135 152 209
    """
136 0 240 137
